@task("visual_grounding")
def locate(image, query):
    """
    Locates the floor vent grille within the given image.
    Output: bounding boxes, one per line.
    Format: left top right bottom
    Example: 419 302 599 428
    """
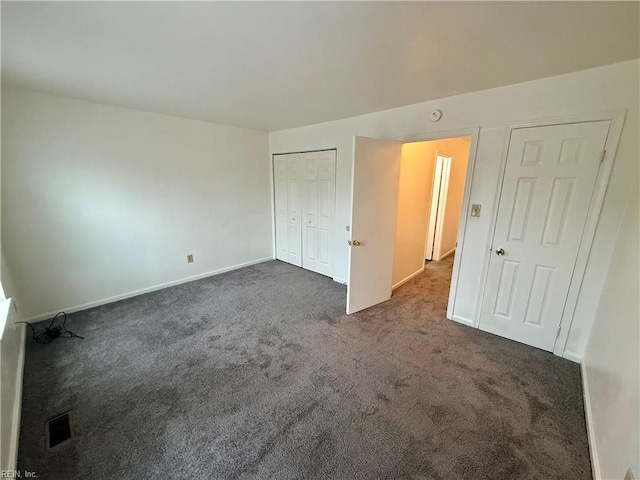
45 411 75 450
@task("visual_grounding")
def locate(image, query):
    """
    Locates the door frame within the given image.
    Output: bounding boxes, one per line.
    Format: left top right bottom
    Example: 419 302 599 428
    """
398 127 481 322
425 152 453 262
477 111 626 358
425 153 445 262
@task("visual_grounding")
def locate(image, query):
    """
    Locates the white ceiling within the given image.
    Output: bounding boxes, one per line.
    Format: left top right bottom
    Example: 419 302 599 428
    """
2 2 638 131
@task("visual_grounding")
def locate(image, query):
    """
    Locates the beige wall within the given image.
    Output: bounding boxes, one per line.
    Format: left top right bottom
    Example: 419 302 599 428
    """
433 138 470 258
392 137 470 287
583 177 639 480
392 142 436 286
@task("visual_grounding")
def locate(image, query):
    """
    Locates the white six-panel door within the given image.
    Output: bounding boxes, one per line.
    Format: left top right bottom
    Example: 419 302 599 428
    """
479 121 610 351
347 137 402 314
274 150 336 275
274 154 303 266
301 151 336 276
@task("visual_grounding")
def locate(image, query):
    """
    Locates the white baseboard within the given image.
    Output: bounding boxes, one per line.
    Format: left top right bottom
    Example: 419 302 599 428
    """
392 266 425 290
332 277 347 285
8 323 26 470
562 351 583 364
435 247 456 261
24 256 273 322
581 362 601 480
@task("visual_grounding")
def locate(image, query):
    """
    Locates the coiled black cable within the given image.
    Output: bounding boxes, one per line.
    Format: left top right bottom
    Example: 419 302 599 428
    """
15 312 84 344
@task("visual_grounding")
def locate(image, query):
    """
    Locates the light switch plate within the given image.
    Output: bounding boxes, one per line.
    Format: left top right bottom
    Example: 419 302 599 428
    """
471 204 481 217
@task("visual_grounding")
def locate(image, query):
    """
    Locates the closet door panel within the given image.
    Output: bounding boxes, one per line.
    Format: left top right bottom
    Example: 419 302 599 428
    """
274 157 289 261
275 150 335 275
302 151 335 276
287 156 303 266
304 155 318 263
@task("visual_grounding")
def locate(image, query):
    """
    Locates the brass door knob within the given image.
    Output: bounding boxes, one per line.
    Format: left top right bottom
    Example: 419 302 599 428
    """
349 239 361 246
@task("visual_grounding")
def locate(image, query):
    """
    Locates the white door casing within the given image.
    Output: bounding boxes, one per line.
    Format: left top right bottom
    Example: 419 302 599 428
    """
479 121 610 351
347 136 402 315
426 154 452 262
425 156 442 261
302 150 336 276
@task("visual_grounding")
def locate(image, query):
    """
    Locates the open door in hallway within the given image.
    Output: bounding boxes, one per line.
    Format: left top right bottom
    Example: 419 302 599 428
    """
346 136 402 314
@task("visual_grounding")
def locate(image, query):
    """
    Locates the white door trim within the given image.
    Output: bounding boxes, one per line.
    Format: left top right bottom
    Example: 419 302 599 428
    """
425 154 445 261
476 111 626 359
398 127 481 323
433 154 452 261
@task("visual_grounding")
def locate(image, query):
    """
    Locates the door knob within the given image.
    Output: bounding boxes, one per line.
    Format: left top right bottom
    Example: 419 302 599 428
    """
495 248 505 256
348 240 361 246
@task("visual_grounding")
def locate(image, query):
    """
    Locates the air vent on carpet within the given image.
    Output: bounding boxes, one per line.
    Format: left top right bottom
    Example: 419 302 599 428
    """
45 411 75 450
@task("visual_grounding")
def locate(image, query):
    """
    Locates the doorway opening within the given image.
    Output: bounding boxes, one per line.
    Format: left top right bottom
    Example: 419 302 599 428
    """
346 131 478 315
392 136 471 292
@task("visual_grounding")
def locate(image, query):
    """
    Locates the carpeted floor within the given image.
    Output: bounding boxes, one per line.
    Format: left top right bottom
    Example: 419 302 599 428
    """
18 257 591 479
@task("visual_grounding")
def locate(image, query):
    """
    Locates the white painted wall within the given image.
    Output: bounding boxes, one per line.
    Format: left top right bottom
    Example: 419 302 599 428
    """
269 59 640 360
1 87 272 320
582 177 639 480
0 93 26 470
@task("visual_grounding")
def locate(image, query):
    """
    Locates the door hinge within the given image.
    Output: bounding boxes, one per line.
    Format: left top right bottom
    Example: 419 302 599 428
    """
556 325 562 339
600 149 606 163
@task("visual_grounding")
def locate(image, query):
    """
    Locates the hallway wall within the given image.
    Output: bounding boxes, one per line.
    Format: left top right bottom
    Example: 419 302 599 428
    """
392 142 435 287
436 138 470 259
392 137 470 288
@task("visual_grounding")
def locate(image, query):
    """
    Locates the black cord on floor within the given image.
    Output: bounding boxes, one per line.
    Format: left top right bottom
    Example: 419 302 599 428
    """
15 312 84 344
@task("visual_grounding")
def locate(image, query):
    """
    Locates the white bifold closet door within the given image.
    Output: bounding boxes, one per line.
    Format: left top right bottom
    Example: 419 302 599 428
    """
274 150 336 277
274 154 303 266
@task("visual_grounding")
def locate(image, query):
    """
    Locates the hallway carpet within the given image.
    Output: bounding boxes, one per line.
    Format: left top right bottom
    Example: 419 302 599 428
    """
18 258 591 479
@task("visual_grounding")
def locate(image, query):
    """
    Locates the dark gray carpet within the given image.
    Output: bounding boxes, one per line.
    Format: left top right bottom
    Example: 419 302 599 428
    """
18 258 591 479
